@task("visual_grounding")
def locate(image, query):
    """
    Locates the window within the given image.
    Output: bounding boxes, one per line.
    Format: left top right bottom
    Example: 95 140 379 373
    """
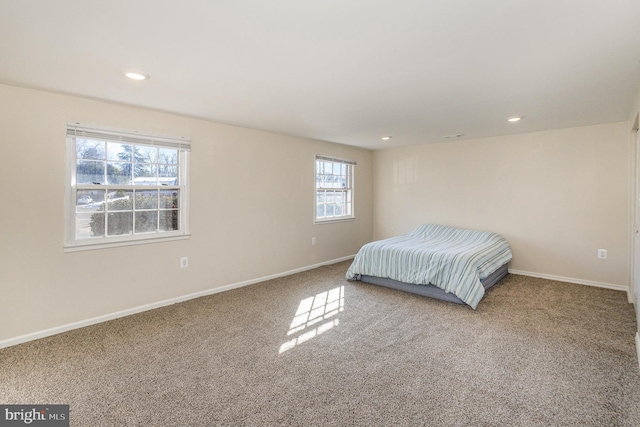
315 155 355 222
65 124 190 251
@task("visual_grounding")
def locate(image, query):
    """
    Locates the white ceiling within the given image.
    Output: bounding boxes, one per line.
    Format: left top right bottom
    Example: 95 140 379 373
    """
1 0 639 150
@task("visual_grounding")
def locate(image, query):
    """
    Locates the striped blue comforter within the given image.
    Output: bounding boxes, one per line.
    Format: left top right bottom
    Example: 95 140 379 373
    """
346 224 512 309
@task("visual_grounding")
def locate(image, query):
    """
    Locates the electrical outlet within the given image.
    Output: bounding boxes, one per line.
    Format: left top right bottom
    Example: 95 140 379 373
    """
597 249 607 259
312 237 316 245
180 257 189 268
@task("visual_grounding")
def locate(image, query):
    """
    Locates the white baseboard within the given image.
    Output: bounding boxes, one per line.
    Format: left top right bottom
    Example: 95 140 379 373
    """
636 332 640 372
508 269 628 292
0 255 355 350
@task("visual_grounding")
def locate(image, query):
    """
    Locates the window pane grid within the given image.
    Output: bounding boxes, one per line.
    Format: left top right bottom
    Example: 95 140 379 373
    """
74 150 181 239
316 189 351 219
76 140 178 186
316 164 351 190
75 187 180 238
67 125 189 250
315 155 354 221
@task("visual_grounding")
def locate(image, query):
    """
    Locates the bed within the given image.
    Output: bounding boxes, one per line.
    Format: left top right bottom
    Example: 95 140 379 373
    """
345 223 512 309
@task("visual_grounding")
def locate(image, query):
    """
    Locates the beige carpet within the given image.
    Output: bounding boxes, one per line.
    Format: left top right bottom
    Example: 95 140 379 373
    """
1 261 639 426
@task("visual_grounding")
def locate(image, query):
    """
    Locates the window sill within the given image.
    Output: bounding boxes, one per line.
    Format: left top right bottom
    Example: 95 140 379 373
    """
64 234 190 252
314 217 356 225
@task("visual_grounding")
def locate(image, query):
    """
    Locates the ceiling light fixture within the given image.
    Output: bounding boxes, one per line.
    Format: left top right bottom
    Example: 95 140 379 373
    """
507 116 523 122
123 70 149 81
381 136 392 140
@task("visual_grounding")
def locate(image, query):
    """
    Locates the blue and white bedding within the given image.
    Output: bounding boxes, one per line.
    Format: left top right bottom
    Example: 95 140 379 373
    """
346 224 512 309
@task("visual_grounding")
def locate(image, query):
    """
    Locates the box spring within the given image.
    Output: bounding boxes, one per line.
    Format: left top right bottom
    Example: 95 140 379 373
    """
359 263 509 305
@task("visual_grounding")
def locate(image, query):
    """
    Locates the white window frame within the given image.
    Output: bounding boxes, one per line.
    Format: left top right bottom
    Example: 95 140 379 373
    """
64 123 191 252
315 155 356 223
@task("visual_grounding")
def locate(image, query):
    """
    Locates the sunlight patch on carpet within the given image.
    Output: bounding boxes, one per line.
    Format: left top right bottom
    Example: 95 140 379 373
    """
279 285 344 353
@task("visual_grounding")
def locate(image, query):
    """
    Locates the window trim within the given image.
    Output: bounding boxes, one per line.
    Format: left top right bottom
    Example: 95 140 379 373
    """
314 154 356 224
64 123 191 252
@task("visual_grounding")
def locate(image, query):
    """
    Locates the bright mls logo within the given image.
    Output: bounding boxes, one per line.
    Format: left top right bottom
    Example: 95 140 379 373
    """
0 405 69 426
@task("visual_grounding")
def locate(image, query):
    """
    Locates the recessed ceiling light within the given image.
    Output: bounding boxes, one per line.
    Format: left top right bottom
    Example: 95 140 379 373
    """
381 136 392 140
507 116 523 122
123 70 149 81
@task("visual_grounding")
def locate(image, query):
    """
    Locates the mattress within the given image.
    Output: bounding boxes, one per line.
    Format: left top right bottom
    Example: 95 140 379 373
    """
346 223 513 308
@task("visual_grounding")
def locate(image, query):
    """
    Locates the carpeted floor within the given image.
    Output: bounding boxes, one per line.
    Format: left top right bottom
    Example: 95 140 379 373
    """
1 261 639 426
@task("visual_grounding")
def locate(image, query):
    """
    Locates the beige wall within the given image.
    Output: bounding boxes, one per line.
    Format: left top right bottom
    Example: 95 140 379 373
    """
373 122 631 287
0 84 373 343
